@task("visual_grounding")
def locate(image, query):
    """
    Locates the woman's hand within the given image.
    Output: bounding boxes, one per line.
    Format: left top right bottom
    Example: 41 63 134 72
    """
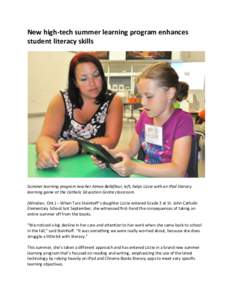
110 152 136 177
36 149 59 169
53 140 80 158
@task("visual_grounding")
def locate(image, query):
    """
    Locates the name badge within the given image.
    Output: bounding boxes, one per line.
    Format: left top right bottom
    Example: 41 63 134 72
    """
145 124 163 146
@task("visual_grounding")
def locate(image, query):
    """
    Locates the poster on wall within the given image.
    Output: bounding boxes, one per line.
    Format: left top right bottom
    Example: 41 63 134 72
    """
73 51 109 59
126 51 172 60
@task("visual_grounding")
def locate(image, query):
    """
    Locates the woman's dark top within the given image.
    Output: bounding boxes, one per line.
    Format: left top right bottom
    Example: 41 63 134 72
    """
59 90 115 140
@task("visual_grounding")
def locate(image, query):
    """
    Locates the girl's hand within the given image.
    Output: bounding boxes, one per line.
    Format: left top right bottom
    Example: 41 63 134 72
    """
110 152 136 177
91 155 107 169
53 140 79 158
91 145 118 169
36 149 59 169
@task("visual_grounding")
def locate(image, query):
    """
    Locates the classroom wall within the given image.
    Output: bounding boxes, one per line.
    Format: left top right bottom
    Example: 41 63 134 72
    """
28 51 73 114
28 52 74 143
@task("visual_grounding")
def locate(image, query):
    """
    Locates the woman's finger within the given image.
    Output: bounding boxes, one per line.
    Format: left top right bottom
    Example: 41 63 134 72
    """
51 151 59 165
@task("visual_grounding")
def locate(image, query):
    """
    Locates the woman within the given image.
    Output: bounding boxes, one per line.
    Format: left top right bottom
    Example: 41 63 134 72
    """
36 52 123 169
93 62 194 177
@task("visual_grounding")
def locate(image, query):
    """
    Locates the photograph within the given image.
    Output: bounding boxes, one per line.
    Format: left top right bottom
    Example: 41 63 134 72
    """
126 51 172 60
28 51 205 178
74 51 109 60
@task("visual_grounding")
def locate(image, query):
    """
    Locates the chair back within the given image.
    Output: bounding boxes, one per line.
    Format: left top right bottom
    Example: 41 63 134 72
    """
187 134 199 177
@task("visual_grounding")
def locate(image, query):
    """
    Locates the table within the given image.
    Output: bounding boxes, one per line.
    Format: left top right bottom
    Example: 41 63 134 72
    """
28 144 142 178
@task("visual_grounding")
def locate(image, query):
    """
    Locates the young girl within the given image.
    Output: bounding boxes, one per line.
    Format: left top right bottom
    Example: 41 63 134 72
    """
94 61 194 177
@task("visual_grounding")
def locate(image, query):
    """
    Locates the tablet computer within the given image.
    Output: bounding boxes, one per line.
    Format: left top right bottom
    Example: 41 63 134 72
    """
77 138 122 164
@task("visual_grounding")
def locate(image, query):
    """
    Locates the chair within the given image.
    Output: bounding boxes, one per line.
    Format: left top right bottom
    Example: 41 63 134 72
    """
186 134 199 177
137 133 204 177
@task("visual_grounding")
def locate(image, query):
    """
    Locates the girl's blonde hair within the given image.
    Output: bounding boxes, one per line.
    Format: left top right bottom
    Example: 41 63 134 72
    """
136 62 189 101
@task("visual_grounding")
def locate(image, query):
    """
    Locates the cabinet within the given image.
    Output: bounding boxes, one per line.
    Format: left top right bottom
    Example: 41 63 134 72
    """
101 52 205 110
102 60 155 102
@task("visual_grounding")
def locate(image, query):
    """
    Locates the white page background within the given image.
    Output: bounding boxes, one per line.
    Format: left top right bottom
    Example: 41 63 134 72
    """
1 1 232 299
